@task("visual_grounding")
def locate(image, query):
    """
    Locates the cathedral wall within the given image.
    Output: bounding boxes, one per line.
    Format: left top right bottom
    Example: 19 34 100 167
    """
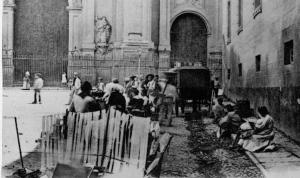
14 0 69 56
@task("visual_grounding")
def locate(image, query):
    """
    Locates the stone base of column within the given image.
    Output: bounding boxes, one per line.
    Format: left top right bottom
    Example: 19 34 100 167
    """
81 43 95 56
158 50 171 77
2 56 14 86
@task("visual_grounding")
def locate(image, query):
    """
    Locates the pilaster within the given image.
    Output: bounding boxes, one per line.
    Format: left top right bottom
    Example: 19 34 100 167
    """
159 0 171 52
67 5 82 55
81 0 95 56
3 0 16 56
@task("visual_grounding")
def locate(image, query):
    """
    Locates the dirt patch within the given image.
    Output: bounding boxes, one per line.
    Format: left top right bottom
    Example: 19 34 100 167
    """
188 118 263 178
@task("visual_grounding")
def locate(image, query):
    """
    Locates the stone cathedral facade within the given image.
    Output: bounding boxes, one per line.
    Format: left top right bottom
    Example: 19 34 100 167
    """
2 0 223 84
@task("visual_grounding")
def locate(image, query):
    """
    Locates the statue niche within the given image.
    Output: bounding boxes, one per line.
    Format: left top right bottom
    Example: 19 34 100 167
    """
95 16 112 55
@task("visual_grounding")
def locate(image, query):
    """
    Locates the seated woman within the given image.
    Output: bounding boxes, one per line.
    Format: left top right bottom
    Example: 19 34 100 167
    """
69 81 101 113
238 106 275 152
127 88 152 116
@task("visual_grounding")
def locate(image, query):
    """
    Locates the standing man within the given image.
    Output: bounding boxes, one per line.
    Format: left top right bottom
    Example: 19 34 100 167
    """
32 73 43 104
66 72 81 105
158 76 178 126
213 77 220 97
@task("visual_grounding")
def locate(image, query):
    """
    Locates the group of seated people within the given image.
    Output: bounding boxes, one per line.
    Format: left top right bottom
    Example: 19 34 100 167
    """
68 74 163 118
212 98 275 152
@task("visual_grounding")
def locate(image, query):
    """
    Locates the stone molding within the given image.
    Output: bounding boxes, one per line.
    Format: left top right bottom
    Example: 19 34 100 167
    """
3 0 15 8
68 0 82 8
170 4 212 35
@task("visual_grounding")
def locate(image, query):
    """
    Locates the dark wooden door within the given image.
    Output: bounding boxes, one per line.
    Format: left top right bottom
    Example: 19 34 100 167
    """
170 13 208 66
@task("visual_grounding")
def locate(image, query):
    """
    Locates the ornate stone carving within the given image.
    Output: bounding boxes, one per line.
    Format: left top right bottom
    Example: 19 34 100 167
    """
68 0 82 8
4 0 15 6
95 16 112 55
191 0 204 7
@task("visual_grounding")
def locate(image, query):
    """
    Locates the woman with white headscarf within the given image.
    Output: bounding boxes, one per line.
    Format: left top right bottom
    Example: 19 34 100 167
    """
22 71 31 90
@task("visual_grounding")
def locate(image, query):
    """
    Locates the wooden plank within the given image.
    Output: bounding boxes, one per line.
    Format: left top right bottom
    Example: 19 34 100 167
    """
112 110 122 173
254 152 293 158
90 119 100 165
72 114 80 162
64 112 75 163
49 115 54 168
245 151 268 178
83 113 93 164
76 114 85 164
259 157 300 163
129 116 141 169
40 116 46 171
138 117 151 170
105 107 116 172
98 109 107 167
263 162 300 170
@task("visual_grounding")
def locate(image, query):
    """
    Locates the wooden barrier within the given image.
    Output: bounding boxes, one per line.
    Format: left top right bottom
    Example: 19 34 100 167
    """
40 108 152 177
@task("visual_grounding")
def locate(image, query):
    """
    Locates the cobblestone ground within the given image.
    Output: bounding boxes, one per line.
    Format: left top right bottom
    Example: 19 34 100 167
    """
160 116 264 178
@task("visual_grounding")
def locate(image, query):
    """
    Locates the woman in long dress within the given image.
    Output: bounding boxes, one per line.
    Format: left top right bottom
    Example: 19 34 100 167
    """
61 72 68 87
238 106 275 152
22 71 30 90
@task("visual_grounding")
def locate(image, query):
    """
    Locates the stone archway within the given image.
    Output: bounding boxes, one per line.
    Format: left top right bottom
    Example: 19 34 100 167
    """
170 13 208 67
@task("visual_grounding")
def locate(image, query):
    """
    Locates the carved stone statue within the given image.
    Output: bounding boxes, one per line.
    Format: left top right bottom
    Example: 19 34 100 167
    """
95 16 112 55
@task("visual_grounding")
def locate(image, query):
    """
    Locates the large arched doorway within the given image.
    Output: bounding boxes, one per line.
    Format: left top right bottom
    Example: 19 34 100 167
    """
170 13 208 67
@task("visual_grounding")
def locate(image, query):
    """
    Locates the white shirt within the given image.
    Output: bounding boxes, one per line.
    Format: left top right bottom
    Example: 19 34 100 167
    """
74 77 81 90
34 78 44 89
103 82 125 99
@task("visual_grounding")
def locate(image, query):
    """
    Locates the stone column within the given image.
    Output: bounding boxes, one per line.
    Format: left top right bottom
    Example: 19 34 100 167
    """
2 0 15 86
158 0 171 72
81 0 95 55
67 1 82 56
3 0 16 56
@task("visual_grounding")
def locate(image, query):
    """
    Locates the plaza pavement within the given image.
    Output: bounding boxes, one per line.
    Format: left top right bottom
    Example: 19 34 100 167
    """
2 88 70 166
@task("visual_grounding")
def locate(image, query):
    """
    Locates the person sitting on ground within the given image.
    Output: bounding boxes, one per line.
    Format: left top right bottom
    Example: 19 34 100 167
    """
237 106 275 152
218 105 243 138
102 78 126 111
212 97 226 122
127 89 145 112
69 81 100 113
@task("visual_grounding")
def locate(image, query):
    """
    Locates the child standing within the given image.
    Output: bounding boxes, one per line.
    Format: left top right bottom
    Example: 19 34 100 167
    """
32 73 44 104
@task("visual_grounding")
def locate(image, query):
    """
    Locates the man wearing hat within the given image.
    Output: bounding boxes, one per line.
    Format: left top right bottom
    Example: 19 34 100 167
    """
157 75 178 126
66 72 81 105
31 73 43 104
